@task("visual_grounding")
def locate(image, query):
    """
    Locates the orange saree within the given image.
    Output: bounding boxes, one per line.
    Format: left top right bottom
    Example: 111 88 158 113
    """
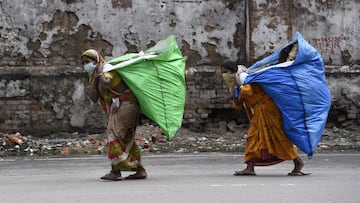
238 83 298 166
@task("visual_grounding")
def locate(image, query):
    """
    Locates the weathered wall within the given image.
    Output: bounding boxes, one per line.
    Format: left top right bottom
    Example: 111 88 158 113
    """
248 0 360 65
0 66 107 135
1 65 359 135
0 0 247 67
183 65 360 132
1 0 359 65
326 66 360 127
1 0 360 135
292 0 360 65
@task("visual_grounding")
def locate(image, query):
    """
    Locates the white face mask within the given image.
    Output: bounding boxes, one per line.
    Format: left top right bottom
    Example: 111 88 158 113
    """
84 63 96 73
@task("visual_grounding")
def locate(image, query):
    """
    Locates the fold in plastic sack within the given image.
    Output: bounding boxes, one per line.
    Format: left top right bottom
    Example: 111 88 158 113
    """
104 35 186 139
244 32 331 157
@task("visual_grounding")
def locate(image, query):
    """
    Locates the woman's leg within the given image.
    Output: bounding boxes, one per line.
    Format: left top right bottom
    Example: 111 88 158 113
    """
124 145 147 180
101 138 123 181
292 156 304 172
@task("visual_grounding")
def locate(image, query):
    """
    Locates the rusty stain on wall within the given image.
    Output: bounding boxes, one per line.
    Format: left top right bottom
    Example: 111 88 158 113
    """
181 40 201 67
202 42 223 65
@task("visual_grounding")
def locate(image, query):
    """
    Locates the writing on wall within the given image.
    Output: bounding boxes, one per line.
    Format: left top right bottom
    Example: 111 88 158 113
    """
311 36 350 55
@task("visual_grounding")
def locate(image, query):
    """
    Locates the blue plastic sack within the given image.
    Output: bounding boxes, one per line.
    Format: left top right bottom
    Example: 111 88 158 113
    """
244 32 331 157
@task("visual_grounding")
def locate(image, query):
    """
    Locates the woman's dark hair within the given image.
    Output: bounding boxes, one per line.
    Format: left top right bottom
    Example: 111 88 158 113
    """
221 61 238 72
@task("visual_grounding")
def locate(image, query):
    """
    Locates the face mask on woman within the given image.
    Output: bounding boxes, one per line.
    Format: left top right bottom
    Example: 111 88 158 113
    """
222 73 235 90
84 62 96 73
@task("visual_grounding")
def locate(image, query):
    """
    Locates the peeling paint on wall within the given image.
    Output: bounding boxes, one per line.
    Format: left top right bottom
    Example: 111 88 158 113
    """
26 10 113 66
252 17 289 58
70 80 87 128
0 0 246 67
248 0 293 63
1 0 359 66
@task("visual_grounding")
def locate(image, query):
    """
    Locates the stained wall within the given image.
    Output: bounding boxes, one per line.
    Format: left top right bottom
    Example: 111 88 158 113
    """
1 0 359 135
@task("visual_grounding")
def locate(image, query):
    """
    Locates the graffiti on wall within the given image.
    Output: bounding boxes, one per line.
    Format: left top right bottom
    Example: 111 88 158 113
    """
112 0 132 9
311 36 350 55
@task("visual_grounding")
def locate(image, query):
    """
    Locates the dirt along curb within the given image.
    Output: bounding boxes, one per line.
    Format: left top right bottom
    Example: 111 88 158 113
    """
1 124 360 158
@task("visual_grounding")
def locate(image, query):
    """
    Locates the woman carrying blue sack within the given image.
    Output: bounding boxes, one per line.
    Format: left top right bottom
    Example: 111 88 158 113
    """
221 61 308 176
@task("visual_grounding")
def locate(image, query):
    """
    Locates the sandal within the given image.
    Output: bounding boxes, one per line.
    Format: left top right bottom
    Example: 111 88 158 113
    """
287 171 311 176
234 170 257 176
100 171 122 181
125 171 147 180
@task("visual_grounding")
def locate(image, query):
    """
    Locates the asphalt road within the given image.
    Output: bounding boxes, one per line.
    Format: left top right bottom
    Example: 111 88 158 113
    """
0 153 359 203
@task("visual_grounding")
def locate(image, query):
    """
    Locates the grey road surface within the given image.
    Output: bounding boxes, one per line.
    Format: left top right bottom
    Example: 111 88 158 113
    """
0 153 359 203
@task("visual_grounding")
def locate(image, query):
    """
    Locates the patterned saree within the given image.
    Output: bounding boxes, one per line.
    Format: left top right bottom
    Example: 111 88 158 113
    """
101 71 143 172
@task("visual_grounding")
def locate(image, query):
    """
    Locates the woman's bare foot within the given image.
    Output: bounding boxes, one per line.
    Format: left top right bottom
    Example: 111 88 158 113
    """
234 163 256 176
234 169 256 176
287 156 311 176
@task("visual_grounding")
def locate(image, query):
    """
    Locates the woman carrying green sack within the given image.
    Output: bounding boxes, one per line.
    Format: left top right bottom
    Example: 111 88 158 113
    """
81 49 147 181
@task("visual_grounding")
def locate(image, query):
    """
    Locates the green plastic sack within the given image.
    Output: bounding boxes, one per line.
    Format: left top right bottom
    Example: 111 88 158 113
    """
104 35 186 139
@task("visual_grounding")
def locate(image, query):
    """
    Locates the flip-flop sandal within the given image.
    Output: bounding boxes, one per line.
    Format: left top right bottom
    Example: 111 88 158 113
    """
233 171 257 176
100 173 123 181
287 171 311 176
125 173 147 180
